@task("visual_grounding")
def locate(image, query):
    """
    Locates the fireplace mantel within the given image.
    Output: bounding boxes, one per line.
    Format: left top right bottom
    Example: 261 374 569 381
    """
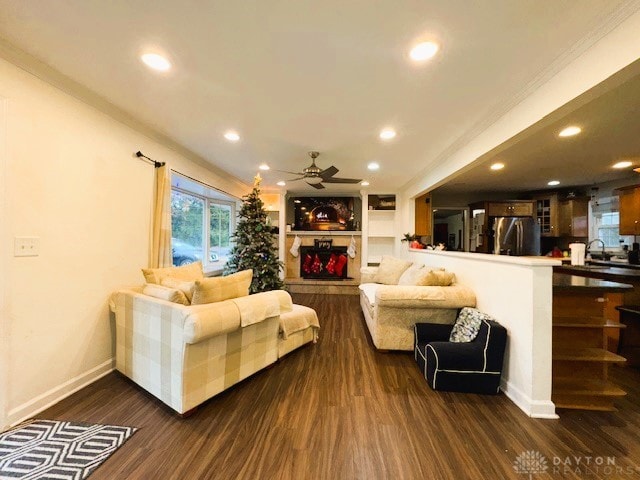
286 231 361 237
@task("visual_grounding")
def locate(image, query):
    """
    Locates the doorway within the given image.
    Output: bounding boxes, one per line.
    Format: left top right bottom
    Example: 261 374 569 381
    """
432 208 468 251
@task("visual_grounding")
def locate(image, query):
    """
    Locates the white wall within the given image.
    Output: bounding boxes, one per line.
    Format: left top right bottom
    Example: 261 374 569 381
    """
407 249 560 419
1 96 8 430
0 57 250 429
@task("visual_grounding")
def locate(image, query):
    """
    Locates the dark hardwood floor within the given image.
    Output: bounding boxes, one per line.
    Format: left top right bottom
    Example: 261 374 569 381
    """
39 294 640 479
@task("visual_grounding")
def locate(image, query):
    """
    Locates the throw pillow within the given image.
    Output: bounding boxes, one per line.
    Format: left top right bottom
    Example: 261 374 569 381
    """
142 283 190 306
373 256 412 285
398 263 428 286
422 270 456 286
160 277 196 304
142 261 204 284
191 269 253 305
449 307 491 343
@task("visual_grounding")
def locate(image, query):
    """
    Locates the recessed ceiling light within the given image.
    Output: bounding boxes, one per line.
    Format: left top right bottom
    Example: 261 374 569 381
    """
490 163 505 171
409 41 439 62
259 163 270 171
558 126 581 137
224 131 240 142
613 161 632 169
360 181 370 186
294 199 301 203
141 53 171 72
548 180 560 186
276 181 286 186
367 162 380 171
379 129 396 140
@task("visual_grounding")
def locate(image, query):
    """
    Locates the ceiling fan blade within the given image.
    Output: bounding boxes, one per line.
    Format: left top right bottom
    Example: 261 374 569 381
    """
274 169 305 176
319 165 339 179
286 176 306 181
321 177 362 184
307 181 326 189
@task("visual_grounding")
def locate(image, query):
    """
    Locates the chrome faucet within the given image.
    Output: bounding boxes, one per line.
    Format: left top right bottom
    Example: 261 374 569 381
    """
586 239 606 259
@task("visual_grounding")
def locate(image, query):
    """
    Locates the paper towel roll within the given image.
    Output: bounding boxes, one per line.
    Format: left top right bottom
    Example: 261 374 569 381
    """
569 243 586 266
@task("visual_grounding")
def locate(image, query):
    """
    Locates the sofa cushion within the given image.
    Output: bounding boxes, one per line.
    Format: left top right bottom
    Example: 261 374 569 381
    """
373 256 412 285
142 283 190 305
160 277 196 303
449 307 491 343
423 270 456 286
359 283 378 306
191 269 253 305
142 261 204 284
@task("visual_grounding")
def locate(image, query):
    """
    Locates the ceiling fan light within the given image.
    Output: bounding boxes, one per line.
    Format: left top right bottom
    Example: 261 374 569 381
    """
306 176 323 185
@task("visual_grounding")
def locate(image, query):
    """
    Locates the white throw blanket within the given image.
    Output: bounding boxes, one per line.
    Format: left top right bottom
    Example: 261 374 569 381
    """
232 290 293 328
279 305 320 340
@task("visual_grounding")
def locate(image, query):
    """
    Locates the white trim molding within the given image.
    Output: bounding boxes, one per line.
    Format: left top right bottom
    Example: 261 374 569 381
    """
7 360 114 428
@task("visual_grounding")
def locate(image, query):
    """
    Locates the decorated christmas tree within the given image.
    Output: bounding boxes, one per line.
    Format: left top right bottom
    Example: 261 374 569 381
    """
225 174 285 293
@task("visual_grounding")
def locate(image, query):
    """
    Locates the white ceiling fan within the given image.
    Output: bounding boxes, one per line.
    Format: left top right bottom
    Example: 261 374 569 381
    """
276 151 362 189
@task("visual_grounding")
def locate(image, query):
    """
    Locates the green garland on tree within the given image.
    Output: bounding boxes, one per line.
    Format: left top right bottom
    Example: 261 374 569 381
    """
225 175 285 293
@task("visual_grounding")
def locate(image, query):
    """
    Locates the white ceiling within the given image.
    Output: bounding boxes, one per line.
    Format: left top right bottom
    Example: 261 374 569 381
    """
435 59 640 197
0 1 637 193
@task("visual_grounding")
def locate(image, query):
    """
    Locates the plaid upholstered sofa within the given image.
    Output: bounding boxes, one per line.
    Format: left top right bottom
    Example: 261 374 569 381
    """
111 285 296 414
359 259 476 351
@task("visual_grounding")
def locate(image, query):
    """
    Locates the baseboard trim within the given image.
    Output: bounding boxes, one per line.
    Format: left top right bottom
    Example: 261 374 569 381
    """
7 359 114 427
501 379 558 419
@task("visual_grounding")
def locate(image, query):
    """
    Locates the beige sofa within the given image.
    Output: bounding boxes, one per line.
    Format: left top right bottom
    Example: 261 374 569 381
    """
359 266 476 351
111 287 318 414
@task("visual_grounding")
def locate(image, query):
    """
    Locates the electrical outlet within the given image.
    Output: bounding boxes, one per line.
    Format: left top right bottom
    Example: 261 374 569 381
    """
14 236 40 257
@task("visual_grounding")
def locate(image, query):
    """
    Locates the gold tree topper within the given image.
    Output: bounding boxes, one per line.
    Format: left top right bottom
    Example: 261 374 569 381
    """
254 173 262 186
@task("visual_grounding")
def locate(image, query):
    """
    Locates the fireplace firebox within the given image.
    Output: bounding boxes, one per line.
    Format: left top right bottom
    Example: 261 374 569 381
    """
299 246 349 279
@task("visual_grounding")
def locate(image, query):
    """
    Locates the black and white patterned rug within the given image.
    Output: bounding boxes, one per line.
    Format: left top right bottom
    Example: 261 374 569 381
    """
0 419 137 479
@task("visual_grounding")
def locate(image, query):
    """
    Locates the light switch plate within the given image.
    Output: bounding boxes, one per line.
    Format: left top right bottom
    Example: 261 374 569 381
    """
14 236 39 257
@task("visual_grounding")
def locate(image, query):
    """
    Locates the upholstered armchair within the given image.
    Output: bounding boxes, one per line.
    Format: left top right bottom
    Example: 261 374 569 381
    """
414 316 507 394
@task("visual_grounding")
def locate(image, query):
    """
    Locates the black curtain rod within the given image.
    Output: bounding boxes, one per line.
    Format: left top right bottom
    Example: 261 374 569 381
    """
136 150 240 200
136 151 165 168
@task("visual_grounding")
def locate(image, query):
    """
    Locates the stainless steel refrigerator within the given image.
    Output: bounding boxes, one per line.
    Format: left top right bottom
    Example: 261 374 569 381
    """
493 217 541 256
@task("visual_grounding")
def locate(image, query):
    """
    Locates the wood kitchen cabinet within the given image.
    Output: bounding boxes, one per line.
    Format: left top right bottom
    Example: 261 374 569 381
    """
557 197 589 237
618 185 640 235
486 201 534 217
414 192 432 237
533 193 559 237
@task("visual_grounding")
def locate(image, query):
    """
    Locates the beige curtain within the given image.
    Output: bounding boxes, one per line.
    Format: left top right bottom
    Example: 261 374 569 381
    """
151 164 173 268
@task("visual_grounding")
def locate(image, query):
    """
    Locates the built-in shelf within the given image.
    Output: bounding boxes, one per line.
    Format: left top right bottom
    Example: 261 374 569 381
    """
553 378 626 397
553 347 626 362
552 285 628 411
364 194 397 264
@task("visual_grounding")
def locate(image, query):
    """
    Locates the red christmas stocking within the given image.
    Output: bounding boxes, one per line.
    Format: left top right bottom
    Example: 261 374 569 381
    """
303 254 313 274
335 254 347 277
311 254 323 274
326 253 337 274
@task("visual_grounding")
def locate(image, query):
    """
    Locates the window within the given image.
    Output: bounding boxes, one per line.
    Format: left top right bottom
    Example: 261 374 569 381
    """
170 179 236 271
590 197 634 251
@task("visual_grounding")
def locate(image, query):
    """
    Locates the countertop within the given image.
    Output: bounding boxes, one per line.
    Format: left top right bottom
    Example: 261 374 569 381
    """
589 259 640 270
554 263 640 281
552 273 633 292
